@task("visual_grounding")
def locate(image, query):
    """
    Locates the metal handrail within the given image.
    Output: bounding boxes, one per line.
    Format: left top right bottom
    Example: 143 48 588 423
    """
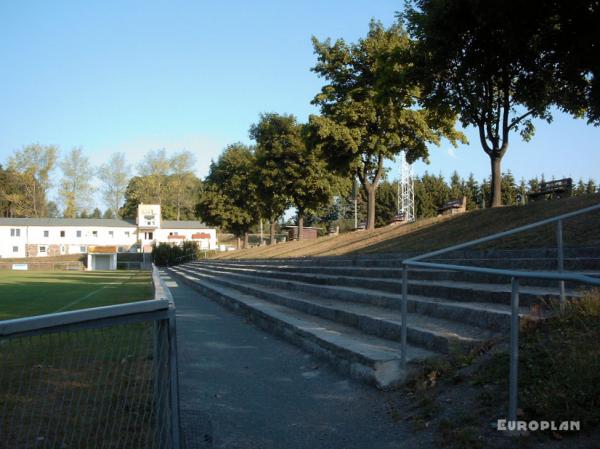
400 201 600 427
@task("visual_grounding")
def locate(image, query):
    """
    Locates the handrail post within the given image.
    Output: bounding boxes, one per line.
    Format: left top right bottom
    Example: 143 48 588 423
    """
401 264 408 368
556 219 566 310
509 277 520 427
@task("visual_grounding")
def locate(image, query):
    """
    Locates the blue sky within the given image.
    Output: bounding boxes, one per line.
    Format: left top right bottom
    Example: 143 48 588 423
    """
1 0 599 197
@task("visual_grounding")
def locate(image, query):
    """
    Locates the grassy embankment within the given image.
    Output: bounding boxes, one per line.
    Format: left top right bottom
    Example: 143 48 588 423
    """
212 194 600 259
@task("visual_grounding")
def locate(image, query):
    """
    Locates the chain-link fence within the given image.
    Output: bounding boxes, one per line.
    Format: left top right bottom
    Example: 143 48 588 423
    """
0 268 180 449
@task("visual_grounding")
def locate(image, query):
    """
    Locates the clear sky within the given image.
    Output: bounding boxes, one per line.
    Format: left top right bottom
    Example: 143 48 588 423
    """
1 0 599 196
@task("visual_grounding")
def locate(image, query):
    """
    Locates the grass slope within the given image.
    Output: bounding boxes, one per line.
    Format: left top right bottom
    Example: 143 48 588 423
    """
213 194 600 259
0 270 153 320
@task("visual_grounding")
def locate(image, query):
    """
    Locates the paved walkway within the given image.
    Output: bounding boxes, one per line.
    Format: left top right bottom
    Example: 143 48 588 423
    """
165 271 429 449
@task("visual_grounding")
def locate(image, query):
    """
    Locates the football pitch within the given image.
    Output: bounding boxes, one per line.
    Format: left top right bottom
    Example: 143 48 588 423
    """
0 270 153 320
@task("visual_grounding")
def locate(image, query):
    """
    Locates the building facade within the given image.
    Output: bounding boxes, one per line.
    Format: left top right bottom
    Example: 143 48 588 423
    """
0 204 217 259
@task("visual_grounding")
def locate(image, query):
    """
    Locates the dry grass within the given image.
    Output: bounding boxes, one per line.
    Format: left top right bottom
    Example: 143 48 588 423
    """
213 194 600 259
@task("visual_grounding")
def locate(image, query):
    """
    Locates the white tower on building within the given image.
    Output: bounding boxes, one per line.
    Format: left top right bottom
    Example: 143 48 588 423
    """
397 151 415 223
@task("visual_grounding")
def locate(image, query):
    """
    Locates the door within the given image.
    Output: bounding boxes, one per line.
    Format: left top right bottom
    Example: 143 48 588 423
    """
94 255 111 270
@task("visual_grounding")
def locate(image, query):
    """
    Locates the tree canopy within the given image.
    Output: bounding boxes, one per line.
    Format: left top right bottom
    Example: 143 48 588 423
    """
403 0 563 206
310 21 464 229
196 143 259 247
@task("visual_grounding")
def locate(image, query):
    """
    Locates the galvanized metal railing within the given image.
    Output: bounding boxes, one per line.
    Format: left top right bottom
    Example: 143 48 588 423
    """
0 265 181 448
401 202 600 425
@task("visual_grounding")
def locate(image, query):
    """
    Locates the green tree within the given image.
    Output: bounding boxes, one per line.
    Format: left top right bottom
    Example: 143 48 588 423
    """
169 150 199 221
501 171 517 205
98 152 130 218
59 147 95 218
535 1 600 123
372 180 398 227
8 144 58 217
586 179 597 194
249 114 294 243
310 21 464 230
196 144 259 248
404 0 560 207
137 149 171 205
414 172 450 218
449 171 464 201
464 174 480 210
91 208 102 219
103 208 115 219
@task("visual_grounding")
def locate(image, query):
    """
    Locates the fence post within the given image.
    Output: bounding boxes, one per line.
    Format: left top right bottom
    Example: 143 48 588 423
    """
508 277 520 427
154 319 170 448
401 264 408 369
168 307 181 449
556 219 566 310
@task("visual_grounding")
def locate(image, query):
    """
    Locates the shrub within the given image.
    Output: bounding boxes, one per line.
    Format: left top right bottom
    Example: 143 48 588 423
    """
152 241 200 267
519 289 600 428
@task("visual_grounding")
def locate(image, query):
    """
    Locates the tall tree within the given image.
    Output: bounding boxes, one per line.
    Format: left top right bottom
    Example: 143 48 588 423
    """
59 148 94 218
311 21 464 229
137 149 171 205
196 144 259 248
169 150 198 221
536 1 600 124
250 114 293 243
404 0 560 207
98 152 130 218
8 144 57 217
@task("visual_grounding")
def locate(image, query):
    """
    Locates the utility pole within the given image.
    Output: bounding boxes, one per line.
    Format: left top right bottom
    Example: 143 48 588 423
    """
259 219 264 245
352 178 358 229
399 151 415 222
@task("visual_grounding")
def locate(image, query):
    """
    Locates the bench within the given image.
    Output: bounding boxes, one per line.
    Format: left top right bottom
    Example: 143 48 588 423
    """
527 178 572 202
438 196 467 216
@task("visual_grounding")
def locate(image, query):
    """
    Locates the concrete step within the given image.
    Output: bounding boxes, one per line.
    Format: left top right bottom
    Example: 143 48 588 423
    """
180 264 526 332
190 262 573 307
174 265 501 354
207 251 600 270
169 267 435 389
197 260 597 288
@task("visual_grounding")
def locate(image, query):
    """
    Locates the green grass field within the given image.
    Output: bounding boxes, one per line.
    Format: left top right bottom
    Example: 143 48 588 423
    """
0 270 153 320
0 270 158 447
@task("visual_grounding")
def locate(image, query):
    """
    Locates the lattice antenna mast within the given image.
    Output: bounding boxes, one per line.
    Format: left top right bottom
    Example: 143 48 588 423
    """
398 151 415 222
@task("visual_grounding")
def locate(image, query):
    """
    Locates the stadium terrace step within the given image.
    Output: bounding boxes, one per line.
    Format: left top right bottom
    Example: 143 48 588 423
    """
196 261 599 288
187 262 576 307
170 249 594 388
172 265 502 354
169 267 435 389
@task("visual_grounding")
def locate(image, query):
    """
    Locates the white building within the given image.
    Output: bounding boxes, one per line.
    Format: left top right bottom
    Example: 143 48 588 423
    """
0 204 217 260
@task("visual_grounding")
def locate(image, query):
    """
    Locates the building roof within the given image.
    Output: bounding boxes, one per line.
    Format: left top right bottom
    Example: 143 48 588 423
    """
161 220 213 229
0 217 137 228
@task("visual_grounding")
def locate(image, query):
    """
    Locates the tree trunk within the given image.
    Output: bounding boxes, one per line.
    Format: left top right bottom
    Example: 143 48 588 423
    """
297 213 304 241
490 155 503 207
366 185 376 230
236 236 241 250
243 232 249 249
270 220 277 245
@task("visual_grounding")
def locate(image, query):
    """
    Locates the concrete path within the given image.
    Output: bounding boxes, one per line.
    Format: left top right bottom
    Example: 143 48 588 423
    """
164 271 431 449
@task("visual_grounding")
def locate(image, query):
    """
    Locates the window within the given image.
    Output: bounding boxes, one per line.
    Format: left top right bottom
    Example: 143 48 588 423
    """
92 231 98 237
80 246 86 253
109 231 114 237
125 231 130 237
10 228 20 237
12 246 18 253
144 232 153 240
43 230 49 237
76 230 82 237
39 246 46 253
60 230 65 237
169 232 179 236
